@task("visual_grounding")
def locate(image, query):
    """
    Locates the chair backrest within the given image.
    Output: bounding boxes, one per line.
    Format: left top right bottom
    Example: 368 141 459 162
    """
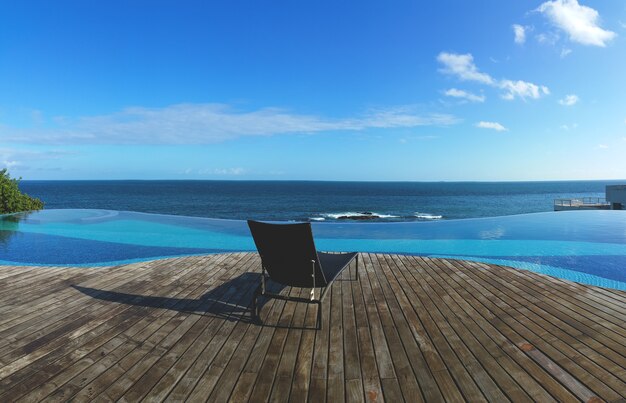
247 220 328 287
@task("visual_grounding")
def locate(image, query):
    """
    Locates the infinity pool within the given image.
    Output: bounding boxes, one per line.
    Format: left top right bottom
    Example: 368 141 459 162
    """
1 209 625 290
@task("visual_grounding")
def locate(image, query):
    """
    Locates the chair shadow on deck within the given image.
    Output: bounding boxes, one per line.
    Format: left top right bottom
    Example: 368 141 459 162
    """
71 272 318 329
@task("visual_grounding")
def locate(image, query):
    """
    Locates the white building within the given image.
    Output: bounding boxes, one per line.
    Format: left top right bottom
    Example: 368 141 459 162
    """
606 185 626 210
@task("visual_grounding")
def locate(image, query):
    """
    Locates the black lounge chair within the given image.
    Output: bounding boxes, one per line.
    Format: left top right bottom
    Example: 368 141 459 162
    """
247 220 358 329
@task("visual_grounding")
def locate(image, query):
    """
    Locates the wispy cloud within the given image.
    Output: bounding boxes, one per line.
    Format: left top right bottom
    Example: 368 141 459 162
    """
443 88 485 103
1 160 19 169
560 48 572 58
212 167 246 175
183 167 247 176
559 123 578 130
0 103 459 145
0 148 72 170
437 52 549 101
476 121 508 132
500 80 550 101
596 144 609 149
436 53 494 85
537 0 616 47
558 94 579 106
535 32 560 45
195 167 246 175
512 24 527 44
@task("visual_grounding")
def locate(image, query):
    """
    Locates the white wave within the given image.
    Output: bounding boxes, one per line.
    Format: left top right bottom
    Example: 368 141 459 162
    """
322 212 399 220
377 214 400 218
309 217 325 221
415 212 443 220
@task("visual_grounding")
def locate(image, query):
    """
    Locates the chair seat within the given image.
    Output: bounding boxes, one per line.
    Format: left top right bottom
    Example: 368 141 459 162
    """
318 252 358 286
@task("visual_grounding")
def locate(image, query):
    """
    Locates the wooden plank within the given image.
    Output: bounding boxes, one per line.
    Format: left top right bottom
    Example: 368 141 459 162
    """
267 287 312 403
0 253 624 403
356 254 396 382
453 259 625 401
394 254 508 402
246 284 302 402
463 259 626 384
92 254 252 401
407 256 535 402
146 259 275 401
364 254 425 402
12 254 228 402
506 264 626 316
100 255 248 393
426 260 569 401
349 256 384 403
0 263 158 348
325 270 345 403
485 263 626 353
385 254 488 402
162 254 259 400
286 282 319 402
341 263 362 389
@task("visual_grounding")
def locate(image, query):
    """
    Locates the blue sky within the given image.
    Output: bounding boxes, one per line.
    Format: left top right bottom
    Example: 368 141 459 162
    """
1 0 625 181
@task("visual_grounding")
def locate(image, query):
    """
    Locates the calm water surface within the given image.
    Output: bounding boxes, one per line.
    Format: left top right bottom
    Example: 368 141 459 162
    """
20 180 619 221
1 208 625 290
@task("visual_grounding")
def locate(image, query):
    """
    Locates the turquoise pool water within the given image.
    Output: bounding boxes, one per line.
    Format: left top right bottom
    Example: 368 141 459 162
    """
1 209 625 290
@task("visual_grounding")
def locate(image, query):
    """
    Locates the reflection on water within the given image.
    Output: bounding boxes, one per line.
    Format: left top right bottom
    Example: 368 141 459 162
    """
478 226 506 240
0 213 26 245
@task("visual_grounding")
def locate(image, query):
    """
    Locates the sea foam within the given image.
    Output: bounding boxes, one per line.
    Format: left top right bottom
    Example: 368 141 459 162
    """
414 212 443 220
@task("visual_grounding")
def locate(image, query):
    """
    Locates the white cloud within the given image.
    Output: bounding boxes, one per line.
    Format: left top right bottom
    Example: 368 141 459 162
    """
537 0 616 47
185 167 247 176
476 121 508 131
1 160 19 169
559 123 578 130
535 32 560 45
443 88 485 103
0 103 459 145
212 167 246 175
560 48 572 58
436 53 495 85
558 94 579 106
596 144 609 149
437 52 549 101
513 24 527 44
500 80 550 101
0 148 72 171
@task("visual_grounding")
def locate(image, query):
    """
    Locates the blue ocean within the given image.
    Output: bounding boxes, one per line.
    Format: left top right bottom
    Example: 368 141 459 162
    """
19 180 621 221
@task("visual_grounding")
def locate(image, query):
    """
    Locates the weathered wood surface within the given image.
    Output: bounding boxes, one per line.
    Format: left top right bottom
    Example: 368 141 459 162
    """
0 253 624 402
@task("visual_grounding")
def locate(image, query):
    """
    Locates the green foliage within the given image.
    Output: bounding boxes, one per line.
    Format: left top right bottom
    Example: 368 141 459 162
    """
0 169 44 214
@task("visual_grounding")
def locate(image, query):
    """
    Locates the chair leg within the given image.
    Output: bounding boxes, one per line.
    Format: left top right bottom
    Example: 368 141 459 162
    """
252 283 263 318
316 301 322 330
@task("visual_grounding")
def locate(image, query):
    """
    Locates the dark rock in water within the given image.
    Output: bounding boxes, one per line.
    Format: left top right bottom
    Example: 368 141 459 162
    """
338 213 379 220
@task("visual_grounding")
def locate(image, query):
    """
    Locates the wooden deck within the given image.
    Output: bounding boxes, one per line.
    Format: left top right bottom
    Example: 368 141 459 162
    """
0 253 624 402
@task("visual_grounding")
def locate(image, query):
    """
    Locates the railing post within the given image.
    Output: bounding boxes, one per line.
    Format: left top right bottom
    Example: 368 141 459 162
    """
311 260 316 301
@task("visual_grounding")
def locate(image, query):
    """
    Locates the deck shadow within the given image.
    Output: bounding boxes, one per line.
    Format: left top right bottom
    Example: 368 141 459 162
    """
71 272 315 328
